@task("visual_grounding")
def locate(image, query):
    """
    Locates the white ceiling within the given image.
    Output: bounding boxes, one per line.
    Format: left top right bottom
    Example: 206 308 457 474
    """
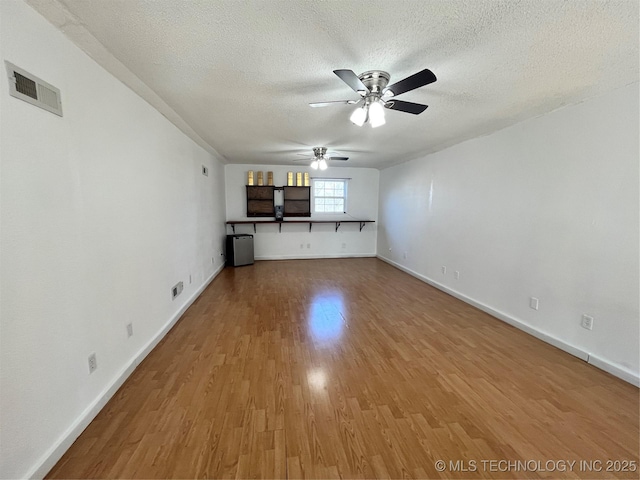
27 0 639 169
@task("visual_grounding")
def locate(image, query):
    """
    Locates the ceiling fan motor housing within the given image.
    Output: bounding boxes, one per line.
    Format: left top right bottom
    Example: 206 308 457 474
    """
359 70 390 95
313 146 327 158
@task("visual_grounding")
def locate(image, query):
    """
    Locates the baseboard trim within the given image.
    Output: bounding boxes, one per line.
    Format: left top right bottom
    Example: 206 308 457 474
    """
588 354 640 387
255 253 376 260
27 263 225 480
377 255 639 387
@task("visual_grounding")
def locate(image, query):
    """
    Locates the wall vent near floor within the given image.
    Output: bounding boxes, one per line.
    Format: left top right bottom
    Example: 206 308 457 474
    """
5 61 63 116
171 281 184 300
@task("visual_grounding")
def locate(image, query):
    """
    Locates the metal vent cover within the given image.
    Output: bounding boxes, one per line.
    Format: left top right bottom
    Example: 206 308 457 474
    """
5 61 63 116
15 72 37 99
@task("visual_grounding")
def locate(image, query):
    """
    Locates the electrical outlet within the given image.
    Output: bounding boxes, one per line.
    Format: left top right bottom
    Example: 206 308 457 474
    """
341 243 346 249
202 165 209 176
441 266 446 275
454 271 460 280
403 251 407 259
582 314 594 330
88 353 97 374
126 322 133 338
530 297 539 310
307 243 311 249
300 244 304 249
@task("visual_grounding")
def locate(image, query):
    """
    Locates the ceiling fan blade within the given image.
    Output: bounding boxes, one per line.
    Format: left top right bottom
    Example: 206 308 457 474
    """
383 68 437 97
309 100 358 107
385 99 429 115
333 70 370 95
328 156 349 161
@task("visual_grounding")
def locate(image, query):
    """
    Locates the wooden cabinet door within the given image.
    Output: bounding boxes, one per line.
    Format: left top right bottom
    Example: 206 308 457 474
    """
283 186 310 217
246 186 275 217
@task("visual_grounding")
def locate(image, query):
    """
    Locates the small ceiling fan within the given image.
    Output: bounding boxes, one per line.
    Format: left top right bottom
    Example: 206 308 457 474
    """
310 68 437 127
294 147 348 170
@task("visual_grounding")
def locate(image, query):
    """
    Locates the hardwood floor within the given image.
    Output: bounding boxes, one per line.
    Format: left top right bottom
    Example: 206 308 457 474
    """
47 258 639 479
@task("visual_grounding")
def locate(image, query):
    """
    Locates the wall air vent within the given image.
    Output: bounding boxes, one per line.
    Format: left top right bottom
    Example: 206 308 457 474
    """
5 61 63 116
171 281 184 300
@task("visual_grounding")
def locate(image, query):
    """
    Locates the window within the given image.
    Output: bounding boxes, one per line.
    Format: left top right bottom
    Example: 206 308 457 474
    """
313 179 347 213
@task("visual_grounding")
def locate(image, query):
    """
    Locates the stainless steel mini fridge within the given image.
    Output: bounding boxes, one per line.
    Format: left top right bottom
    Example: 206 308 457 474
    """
226 234 254 266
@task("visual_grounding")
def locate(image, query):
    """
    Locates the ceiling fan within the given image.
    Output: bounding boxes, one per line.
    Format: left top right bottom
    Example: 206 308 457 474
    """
310 68 437 127
294 147 348 170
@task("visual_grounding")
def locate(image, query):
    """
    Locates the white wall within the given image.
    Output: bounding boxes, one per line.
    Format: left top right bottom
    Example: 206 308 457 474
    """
378 83 640 385
225 164 378 259
0 1 227 478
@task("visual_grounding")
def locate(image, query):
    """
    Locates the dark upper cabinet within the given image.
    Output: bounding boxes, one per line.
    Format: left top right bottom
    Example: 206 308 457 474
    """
283 186 310 217
246 185 310 218
246 186 275 217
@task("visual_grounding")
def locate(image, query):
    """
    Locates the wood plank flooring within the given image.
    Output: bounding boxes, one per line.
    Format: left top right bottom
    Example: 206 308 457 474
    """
47 258 639 479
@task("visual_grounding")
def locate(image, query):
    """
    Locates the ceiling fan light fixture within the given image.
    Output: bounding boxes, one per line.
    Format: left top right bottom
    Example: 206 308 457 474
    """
310 159 319 169
318 158 328 170
370 114 386 128
350 106 367 127
368 100 386 128
313 67 436 125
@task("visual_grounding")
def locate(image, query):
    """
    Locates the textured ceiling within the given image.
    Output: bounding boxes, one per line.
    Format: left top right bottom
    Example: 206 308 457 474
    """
26 0 639 168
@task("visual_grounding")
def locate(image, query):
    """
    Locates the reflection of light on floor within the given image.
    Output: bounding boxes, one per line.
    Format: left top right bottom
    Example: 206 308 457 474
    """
308 293 345 345
307 368 326 391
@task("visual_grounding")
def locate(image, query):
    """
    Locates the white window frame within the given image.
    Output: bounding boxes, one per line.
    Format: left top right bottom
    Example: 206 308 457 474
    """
312 178 348 215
